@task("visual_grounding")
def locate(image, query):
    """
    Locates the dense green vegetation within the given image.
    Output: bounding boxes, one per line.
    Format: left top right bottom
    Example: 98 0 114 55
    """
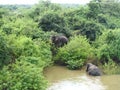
0 0 120 89
55 36 94 69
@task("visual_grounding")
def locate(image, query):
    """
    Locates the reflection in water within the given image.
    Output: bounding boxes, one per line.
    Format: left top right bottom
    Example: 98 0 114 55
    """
44 65 120 90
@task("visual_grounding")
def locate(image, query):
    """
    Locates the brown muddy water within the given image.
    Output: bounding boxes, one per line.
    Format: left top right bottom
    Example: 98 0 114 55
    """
44 65 120 90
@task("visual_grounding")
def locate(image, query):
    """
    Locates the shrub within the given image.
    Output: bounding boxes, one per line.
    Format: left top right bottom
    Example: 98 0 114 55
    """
7 35 51 57
72 20 104 41
102 59 120 75
55 35 94 69
80 20 104 41
0 32 13 68
0 34 52 90
0 61 48 90
38 12 71 37
0 34 52 68
96 29 120 63
33 39 52 67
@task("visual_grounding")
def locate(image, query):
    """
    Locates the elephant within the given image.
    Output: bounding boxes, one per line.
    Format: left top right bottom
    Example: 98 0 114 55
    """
51 35 68 47
86 63 102 76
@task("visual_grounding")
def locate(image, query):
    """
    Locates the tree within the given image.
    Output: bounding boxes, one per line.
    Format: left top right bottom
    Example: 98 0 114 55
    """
39 12 71 37
87 1 101 19
100 0 120 17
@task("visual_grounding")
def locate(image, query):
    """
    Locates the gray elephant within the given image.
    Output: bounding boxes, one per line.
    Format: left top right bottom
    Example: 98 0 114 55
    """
86 63 102 76
51 35 68 47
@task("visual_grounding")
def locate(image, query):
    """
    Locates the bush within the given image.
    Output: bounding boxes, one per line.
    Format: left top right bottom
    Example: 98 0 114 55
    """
1 17 40 37
55 35 94 69
0 33 52 90
33 39 52 67
0 32 13 68
80 20 104 41
72 20 104 41
0 34 52 68
98 14 120 29
38 12 71 37
96 29 120 63
0 61 48 90
102 59 120 75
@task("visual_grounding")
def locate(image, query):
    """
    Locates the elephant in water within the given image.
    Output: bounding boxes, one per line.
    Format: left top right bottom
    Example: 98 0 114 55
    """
51 35 68 47
86 63 102 76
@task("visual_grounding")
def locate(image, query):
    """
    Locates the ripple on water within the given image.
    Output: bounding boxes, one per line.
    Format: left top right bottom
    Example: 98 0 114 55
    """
47 75 106 90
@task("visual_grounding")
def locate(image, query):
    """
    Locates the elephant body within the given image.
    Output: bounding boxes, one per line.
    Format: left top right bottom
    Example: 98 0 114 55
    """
86 63 102 76
51 35 68 47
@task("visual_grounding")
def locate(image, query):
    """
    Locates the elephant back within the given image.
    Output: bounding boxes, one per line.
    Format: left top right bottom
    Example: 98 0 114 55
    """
86 63 102 76
51 35 68 47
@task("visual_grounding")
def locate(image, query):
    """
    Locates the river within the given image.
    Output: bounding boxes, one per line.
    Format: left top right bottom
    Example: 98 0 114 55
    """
44 65 120 90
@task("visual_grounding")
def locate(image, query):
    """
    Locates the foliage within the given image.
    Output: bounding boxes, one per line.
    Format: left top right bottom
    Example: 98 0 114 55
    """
28 0 62 21
1 17 39 36
55 36 94 69
6 35 52 67
0 61 48 90
96 29 120 63
0 7 9 18
63 7 88 30
0 32 13 68
99 0 120 18
0 34 52 89
33 39 52 67
0 0 120 89
0 33 52 68
97 14 120 29
73 20 104 41
102 59 120 75
87 1 101 19
86 0 120 29
38 12 71 37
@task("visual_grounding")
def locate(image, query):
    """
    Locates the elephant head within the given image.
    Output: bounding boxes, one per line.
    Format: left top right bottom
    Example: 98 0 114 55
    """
51 35 68 47
86 63 102 76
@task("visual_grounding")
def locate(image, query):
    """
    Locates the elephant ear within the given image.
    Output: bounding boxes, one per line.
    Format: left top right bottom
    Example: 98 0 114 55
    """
86 63 92 72
86 64 89 72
